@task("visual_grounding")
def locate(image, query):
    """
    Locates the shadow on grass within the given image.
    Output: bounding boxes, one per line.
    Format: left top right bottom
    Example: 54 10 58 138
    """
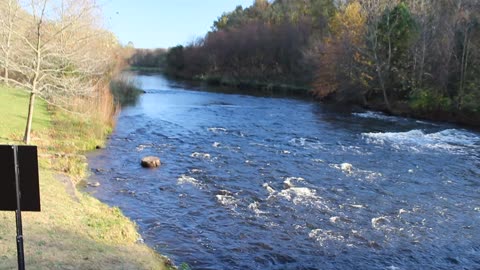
0 225 170 270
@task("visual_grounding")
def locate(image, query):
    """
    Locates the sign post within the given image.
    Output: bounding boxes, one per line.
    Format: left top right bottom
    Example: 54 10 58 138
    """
0 145 41 270
13 146 25 270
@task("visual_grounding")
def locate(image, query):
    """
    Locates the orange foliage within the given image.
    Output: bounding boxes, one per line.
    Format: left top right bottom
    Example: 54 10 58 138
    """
312 1 368 99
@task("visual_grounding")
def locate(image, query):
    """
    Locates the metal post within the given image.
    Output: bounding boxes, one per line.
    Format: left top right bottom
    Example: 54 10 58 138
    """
12 145 25 270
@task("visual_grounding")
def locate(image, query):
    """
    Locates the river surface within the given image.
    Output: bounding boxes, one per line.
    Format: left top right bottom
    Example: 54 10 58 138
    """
88 74 480 270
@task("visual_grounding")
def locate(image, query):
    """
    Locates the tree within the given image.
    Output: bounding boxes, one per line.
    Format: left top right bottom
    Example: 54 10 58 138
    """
377 2 418 97
455 1 479 109
7 0 115 144
0 0 21 85
166 45 185 74
312 1 370 102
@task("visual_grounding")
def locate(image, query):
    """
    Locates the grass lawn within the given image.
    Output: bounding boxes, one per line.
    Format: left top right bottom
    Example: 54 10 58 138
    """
0 85 172 269
0 86 50 143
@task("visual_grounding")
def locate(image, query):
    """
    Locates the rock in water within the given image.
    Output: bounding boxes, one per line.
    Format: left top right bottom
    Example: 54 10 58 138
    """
141 156 161 168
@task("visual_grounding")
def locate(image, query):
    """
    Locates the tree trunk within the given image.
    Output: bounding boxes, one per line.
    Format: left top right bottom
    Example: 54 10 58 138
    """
458 28 469 110
373 50 392 112
378 71 391 111
4 56 9 85
23 92 36 144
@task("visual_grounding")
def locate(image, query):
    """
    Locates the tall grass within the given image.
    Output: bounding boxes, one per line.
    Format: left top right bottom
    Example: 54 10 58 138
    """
110 75 144 107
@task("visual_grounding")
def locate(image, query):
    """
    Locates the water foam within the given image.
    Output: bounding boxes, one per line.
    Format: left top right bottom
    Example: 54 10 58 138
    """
215 191 239 210
248 201 266 215
363 129 480 154
353 111 403 122
208 127 228 133
283 177 305 189
277 187 327 209
330 163 383 181
371 216 390 229
262 178 332 211
191 152 211 159
289 137 326 150
177 175 201 187
308 229 345 245
262 183 276 194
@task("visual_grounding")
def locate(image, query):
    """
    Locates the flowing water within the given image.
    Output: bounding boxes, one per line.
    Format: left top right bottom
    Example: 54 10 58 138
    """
88 74 480 270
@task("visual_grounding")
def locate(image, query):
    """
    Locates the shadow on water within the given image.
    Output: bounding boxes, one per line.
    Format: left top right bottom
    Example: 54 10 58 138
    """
134 71 314 101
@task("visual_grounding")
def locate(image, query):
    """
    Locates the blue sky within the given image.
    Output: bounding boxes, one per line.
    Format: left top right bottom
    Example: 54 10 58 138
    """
102 0 254 49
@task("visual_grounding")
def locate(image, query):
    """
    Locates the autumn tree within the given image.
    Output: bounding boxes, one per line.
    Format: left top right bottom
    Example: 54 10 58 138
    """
312 1 369 102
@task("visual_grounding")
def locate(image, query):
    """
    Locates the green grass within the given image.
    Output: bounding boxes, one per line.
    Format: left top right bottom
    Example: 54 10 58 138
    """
0 86 50 143
0 84 173 269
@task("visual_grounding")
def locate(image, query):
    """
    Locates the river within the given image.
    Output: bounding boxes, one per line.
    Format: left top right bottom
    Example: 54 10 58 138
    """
88 73 480 270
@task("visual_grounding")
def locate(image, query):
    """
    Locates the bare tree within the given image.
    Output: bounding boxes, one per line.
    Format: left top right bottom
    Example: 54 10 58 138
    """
0 0 21 84
7 0 115 144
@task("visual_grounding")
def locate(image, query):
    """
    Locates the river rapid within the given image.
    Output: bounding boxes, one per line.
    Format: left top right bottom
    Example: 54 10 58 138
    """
88 73 480 270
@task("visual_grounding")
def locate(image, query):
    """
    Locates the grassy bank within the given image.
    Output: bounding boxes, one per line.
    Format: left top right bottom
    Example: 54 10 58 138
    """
0 85 172 269
195 75 310 95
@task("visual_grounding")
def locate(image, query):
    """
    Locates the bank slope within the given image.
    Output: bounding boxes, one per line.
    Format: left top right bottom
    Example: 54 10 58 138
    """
0 85 172 270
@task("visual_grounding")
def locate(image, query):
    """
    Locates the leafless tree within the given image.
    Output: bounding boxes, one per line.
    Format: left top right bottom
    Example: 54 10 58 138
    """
6 0 116 144
0 0 21 84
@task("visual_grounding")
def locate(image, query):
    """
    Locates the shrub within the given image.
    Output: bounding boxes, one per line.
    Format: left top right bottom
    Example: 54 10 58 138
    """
409 89 452 112
110 75 143 107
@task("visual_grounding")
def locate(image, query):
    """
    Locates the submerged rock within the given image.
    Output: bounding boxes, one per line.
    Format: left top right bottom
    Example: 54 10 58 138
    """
283 179 294 189
217 189 233 196
141 156 161 168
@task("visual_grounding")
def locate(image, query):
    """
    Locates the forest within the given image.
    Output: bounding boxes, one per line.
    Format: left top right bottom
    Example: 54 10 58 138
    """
131 0 480 126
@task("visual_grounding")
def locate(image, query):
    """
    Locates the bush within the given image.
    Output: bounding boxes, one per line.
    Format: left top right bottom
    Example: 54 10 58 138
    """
461 91 480 113
409 89 452 112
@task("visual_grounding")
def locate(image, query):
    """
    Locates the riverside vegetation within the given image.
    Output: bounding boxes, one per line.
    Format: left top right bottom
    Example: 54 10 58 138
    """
0 0 171 268
130 0 480 127
0 86 172 269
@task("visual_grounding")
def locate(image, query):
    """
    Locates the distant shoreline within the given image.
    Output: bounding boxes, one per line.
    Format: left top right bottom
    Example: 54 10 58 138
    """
129 68 480 129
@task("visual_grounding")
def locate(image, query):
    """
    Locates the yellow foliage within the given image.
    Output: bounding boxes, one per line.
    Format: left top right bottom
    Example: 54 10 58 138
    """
312 1 368 99
330 1 366 46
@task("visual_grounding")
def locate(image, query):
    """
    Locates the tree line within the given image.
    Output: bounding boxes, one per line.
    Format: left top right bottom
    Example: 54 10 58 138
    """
132 0 479 125
315 0 480 123
0 0 125 143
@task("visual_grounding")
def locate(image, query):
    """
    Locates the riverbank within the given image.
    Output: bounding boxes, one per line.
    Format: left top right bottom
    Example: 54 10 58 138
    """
0 85 173 269
194 74 310 95
137 69 480 128
358 99 480 129
143 69 311 97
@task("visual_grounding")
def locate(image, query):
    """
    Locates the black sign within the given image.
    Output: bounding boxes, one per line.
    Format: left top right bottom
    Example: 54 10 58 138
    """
0 145 41 212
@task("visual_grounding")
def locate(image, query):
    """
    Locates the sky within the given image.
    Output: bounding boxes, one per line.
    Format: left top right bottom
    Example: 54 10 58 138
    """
102 0 254 49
